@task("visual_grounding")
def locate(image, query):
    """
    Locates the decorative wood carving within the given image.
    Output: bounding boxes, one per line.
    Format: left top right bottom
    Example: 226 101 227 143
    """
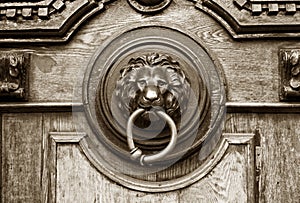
1 0 299 41
196 0 300 38
234 0 300 15
0 52 29 101
0 0 112 43
279 49 300 101
0 0 66 20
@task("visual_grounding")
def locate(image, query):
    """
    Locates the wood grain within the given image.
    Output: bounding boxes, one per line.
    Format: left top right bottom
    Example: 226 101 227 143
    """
0 0 299 202
56 144 179 203
51 133 253 202
41 112 78 203
2 112 297 202
225 113 300 203
179 146 248 203
42 112 77 133
0 0 297 103
29 50 91 102
1 113 43 203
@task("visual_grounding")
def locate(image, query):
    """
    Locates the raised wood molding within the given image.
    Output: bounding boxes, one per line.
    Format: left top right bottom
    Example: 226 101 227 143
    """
234 0 300 15
226 102 300 113
45 132 257 198
43 132 87 203
1 0 300 42
195 0 300 38
0 0 113 43
0 102 83 113
1 102 300 113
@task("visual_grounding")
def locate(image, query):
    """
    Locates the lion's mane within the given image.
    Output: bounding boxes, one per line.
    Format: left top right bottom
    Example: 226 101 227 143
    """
115 53 191 126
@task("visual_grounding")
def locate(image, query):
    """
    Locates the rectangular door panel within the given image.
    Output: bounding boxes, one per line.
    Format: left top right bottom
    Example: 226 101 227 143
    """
1 114 43 203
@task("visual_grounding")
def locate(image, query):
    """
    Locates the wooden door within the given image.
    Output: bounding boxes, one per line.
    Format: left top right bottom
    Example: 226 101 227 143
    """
0 0 299 202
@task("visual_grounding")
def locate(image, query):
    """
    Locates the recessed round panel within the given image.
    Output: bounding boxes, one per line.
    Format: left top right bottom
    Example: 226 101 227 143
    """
77 24 226 192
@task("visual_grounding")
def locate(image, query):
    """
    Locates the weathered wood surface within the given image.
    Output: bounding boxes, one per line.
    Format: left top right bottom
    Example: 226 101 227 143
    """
1 0 297 103
1 0 300 202
41 113 79 203
1 113 43 203
0 113 81 202
197 0 300 38
56 144 179 203
225 113 300 203
55 144 248 203
1 112 299 202
179 146 248 203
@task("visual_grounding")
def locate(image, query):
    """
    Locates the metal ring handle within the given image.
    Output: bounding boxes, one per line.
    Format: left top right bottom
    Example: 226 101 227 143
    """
127 108 178 165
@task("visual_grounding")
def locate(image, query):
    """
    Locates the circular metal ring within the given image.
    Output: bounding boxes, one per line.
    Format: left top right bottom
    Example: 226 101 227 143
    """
127 109 178 165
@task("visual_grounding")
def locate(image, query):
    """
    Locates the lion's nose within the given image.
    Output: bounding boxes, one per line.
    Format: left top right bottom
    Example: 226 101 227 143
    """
144 87 159 102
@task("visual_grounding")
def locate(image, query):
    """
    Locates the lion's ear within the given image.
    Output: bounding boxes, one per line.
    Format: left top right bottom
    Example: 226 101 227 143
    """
178 69 190 83
120 66 132 77
120 68 125 75
119 68 126 78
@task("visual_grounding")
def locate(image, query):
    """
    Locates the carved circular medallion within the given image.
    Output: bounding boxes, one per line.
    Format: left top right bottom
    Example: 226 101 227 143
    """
127 0 172 13
78 24 226 192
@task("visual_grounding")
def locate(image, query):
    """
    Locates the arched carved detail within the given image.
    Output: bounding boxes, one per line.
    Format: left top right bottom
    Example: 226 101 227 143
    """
195 0 300 38
0 0 113 43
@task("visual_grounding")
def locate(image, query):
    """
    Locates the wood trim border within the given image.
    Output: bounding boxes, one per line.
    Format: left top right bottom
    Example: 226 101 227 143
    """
44 132 256 198
44 132 87 203
0 102 300 113
226 102 300 113
0 102 83 113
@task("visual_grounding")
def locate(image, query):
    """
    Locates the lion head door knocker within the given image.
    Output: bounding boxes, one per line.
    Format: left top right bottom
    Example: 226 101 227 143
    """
93 49 213 167
81 25 226 190
114 53 192 165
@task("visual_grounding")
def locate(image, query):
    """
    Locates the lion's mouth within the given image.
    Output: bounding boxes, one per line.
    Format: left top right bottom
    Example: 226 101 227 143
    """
137 98 164 110
133 105 166 127
138 103 163 110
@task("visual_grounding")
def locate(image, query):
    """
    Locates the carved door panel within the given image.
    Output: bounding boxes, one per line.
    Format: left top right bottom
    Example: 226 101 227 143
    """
0 0 299 203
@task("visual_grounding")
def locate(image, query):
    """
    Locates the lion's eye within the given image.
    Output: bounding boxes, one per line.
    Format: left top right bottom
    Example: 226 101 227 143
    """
157 80 167 87
138 80 147 86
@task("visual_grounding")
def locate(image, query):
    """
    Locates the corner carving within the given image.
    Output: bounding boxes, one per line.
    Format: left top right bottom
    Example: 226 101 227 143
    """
279 49 300 101
0 0 113 43
234 0 300 15
195 0 300 38
0 0 68 20
0 52 29 101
